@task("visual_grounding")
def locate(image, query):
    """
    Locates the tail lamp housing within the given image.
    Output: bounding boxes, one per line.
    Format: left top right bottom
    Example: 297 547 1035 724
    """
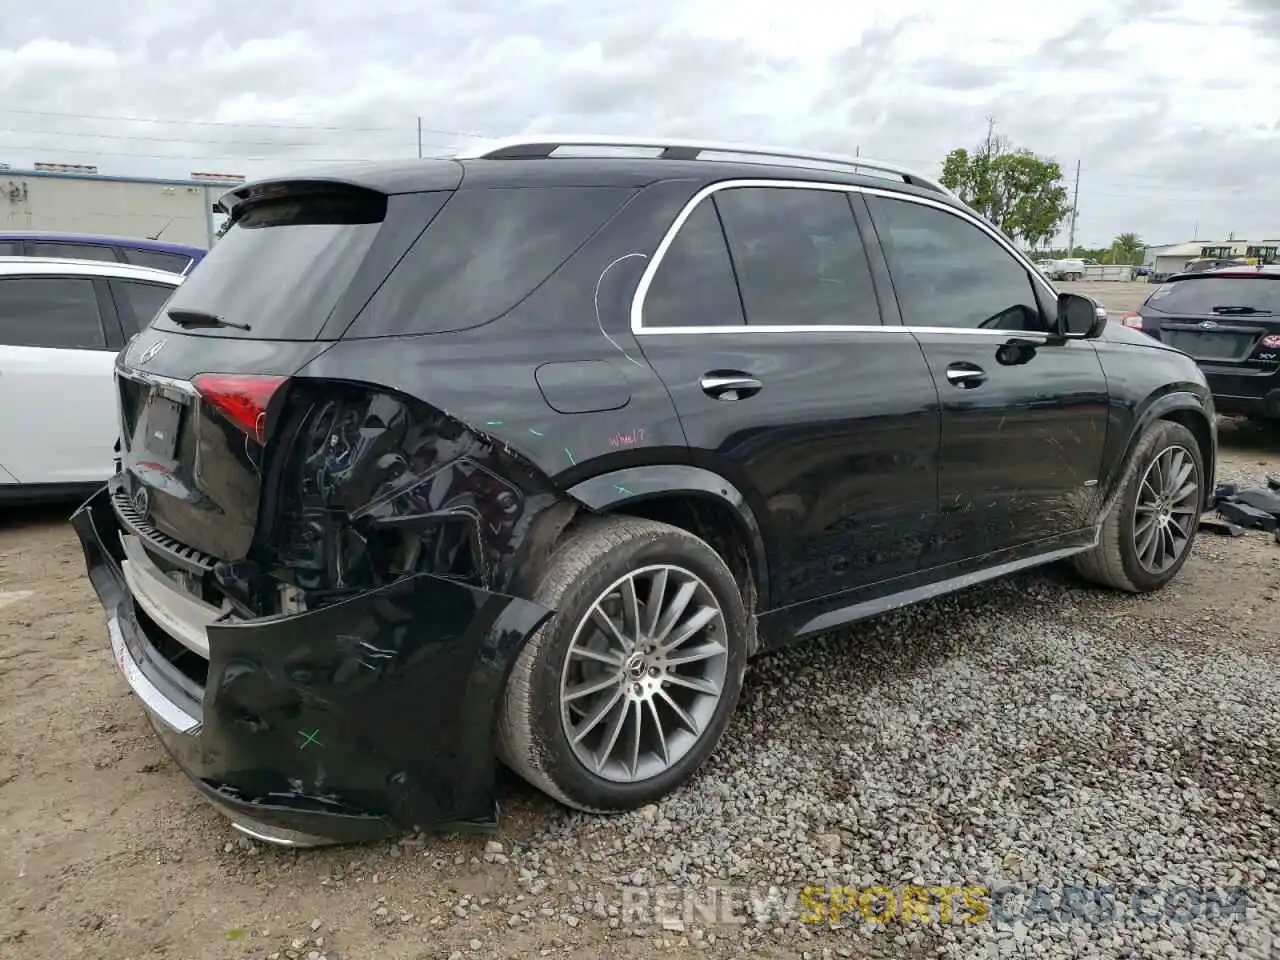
192 373 288 444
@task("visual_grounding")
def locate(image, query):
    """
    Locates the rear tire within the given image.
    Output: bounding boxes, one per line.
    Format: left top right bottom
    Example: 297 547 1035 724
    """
496 515 749 812
1073 420 1204 593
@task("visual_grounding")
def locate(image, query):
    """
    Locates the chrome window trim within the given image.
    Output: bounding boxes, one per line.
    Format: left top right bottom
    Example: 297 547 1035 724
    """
629 179 1059 337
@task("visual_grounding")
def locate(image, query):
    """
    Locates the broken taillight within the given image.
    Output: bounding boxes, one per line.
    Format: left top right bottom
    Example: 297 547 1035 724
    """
193 373 288 444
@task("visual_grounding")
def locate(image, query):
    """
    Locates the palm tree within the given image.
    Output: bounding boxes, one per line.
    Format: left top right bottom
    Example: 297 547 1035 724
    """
1111 232 1144 265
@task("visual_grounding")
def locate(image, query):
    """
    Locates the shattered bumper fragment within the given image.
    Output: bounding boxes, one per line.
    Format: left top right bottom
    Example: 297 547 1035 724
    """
70 484 553 846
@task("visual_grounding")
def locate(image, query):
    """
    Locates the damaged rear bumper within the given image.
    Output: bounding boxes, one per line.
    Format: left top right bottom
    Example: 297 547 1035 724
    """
70 483 553 846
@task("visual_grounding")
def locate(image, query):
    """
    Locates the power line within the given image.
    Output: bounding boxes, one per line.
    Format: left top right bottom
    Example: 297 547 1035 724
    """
0 141 378 163
0 106 488 139
0 126 426 149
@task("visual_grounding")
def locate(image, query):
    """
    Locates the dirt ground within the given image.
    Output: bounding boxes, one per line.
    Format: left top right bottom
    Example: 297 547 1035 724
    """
1 285 1277 960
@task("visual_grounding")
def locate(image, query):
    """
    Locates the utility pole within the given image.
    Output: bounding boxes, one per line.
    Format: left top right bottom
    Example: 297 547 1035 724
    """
417 117 423 159
1066 158 1081 257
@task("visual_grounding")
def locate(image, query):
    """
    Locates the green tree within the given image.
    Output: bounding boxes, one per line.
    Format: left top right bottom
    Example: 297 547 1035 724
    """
1109 232 1144 265
939 122 1073 250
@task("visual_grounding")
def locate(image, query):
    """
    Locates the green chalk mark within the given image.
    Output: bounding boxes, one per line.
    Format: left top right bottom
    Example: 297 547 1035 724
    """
529 428 545 437
564 447 577 465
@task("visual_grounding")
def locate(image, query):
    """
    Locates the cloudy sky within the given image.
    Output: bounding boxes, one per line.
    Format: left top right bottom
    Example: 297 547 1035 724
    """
1 0 1277 248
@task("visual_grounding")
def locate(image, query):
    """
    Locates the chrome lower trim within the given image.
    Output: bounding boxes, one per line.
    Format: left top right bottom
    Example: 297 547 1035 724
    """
228 817 341 848
107 616 199 734
120 533 224 658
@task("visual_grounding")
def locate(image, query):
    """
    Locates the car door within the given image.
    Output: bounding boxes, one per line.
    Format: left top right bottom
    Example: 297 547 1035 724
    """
0 274 122 484
860 191 1110 568
632 182 941 614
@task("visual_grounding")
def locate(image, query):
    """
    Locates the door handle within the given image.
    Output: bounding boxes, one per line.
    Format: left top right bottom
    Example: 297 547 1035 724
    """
944 363 987 388
700 373 763 400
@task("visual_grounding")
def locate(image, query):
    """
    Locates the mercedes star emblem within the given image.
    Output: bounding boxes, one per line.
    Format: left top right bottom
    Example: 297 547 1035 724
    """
137 338 166 365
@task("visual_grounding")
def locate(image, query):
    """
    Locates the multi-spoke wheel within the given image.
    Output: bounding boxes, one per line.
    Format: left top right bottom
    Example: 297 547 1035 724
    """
1132 444 1200 575
496 517 748 811
560 565 728 783
1074 419 1205 593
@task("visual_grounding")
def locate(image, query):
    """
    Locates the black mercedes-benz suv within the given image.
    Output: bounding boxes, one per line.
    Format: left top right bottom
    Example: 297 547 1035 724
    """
71 135 1217 847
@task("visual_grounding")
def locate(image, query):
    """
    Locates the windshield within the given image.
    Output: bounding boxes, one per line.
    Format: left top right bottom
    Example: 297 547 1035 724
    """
150 191 386 340
1145 276 1280 315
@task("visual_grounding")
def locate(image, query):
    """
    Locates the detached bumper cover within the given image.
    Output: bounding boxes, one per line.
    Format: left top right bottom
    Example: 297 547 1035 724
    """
71 485 553 844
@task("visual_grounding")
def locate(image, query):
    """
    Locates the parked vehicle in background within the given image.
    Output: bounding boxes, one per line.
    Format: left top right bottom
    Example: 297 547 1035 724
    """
0 231 205 275
1123 265 1280 420
70 135 1216 848
0 257 181 503
1048 258 1087 281
1182 257 1250 274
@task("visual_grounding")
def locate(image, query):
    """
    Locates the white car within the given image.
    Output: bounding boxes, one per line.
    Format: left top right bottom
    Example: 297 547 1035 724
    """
0 257 181 504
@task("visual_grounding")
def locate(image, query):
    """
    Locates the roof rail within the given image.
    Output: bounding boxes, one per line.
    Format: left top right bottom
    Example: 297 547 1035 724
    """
453 134 953 197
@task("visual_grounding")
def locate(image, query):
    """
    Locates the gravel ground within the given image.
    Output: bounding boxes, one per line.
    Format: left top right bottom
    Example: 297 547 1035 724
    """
1 402 1278 959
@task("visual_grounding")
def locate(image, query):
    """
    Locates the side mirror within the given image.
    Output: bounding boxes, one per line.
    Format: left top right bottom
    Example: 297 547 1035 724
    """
1057 292 1107 338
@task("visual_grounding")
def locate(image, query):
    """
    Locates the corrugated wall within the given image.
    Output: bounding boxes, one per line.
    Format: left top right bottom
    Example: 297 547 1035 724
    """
0 176 216 246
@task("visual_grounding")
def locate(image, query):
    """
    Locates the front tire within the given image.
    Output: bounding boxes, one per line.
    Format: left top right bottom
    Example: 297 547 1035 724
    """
1073 420 1205 592
496 516 749 812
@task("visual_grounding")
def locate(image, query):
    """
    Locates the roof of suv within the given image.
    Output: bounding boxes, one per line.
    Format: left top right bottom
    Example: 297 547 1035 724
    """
0 256 184 284
222 137 965 215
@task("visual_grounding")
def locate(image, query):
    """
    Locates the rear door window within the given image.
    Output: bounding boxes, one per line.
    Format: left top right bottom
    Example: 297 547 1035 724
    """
27 242 120 262
110 279 176 335
0 241 19 256
121 248 193 274
346 185 637 337
1146 277 1280 315
0 276 107 349
643 199 745 329
712 186 879 326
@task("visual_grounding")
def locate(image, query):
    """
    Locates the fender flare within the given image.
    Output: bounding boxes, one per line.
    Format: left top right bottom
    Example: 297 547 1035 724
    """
1105 388 1216 514
566 464 771 606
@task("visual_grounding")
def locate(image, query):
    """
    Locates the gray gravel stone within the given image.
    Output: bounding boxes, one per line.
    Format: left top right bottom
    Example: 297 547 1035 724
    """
501 549 1279 959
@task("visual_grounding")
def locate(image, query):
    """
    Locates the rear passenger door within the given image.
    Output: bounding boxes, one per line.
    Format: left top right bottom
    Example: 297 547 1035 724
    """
0 275 122 484
108 278 177 337
861 192 1110 567
634 183 941 615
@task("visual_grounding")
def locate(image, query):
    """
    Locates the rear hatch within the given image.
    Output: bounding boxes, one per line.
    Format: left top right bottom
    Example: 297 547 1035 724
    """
1138 271 1280 364
114 168 461 563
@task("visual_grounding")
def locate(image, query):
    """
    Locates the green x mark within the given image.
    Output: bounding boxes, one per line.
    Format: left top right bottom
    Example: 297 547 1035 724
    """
298 728 322 750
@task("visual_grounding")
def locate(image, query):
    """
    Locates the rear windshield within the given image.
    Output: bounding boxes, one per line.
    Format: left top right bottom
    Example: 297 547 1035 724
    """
150 191 386 340
1146 276 1280 315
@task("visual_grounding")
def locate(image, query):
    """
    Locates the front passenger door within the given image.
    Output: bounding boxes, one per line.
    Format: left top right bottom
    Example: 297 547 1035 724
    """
863 193 1110 568
634 184 940 613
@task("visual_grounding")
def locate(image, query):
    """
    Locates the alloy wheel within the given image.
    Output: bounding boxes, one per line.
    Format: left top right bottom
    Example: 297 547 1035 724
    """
558 564 728 783
1132 444 1200 575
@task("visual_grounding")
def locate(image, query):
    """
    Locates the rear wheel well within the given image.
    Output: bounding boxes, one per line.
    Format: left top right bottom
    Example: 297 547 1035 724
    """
1160 408 1214 499
584 494 762 654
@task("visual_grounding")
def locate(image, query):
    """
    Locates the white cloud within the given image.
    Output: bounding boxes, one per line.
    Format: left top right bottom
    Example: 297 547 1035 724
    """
0 0 1276 246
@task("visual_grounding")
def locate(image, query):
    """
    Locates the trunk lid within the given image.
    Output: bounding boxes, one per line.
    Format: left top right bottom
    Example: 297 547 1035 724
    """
115 170 460 562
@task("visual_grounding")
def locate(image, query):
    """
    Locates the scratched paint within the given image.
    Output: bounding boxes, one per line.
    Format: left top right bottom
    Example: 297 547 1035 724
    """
0 590 33 611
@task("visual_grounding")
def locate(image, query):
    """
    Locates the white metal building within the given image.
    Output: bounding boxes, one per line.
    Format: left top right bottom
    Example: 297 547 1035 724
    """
1144 239 1280 279
0 163 245 248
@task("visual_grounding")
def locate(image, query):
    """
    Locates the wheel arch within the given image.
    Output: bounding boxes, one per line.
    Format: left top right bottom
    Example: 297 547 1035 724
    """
1107 389 1216 515
565 465 770 646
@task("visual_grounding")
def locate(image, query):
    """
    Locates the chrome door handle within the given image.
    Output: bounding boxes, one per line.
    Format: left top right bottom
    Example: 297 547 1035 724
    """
944 364 987 388
700 374 763 399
